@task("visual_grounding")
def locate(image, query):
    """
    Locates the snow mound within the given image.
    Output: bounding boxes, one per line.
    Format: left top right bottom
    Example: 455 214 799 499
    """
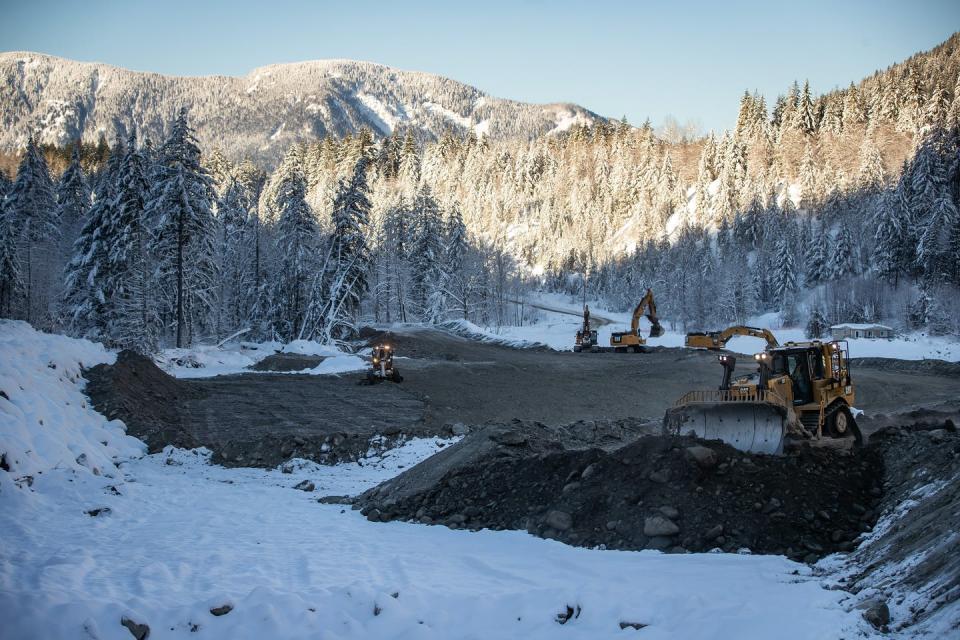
0 320 145 478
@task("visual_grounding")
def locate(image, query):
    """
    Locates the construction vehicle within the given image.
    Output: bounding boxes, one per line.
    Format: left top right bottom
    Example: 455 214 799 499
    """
367 344 402 384
574 305 600 352
685 325 779 351
664 340 861 454
609 289 664 352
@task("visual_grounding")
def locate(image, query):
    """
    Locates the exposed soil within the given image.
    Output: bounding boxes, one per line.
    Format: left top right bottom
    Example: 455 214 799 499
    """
249 353 325 372
356 420 886 561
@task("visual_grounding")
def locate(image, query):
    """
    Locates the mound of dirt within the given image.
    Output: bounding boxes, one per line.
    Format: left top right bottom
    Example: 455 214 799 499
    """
850 357 960 377
356 420 884 561
249 353 325 372
85 350 204 453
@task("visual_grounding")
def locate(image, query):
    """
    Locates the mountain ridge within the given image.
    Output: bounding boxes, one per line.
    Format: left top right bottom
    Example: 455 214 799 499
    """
0 51 607 166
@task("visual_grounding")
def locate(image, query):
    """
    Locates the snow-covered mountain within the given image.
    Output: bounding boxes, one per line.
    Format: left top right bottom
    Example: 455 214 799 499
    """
0 52 606 165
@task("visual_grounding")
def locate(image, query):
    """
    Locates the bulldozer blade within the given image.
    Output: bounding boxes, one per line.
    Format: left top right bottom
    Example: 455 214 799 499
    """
663 403 786 455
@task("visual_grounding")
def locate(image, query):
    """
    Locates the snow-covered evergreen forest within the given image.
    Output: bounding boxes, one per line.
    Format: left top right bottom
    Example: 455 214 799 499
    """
1 34 959 350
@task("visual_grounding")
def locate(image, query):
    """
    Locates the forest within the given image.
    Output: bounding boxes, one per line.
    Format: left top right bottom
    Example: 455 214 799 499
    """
1 35 959 350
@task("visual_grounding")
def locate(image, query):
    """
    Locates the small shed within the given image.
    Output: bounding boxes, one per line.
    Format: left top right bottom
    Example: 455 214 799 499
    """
830 323 895 340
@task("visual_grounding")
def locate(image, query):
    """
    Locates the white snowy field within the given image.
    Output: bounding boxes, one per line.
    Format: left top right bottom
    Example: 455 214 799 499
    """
0 320 883 639
470 293 960 361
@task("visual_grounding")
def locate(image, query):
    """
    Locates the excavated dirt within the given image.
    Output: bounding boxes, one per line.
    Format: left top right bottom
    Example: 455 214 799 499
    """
86 350 434 468
356 419 887 561
249 353 325 372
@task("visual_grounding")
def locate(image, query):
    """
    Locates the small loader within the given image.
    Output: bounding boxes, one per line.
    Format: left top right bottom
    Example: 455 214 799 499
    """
367 344 403 384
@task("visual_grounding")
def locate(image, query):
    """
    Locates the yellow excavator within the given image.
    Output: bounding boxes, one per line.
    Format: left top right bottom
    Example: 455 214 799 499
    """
664 339 861 454
610 289 664 353
685 325 779 350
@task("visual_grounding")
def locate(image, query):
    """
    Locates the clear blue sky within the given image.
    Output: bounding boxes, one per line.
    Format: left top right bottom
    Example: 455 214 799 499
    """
1 0 957 132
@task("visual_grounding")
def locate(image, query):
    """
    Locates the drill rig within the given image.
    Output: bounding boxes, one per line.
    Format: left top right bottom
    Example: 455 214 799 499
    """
573 305 600 352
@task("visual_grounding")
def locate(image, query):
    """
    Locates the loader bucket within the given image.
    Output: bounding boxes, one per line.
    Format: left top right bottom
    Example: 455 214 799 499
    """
663 402 786 455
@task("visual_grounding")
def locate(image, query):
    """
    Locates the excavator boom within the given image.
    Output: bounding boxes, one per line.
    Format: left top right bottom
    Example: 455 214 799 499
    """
685 325 778 351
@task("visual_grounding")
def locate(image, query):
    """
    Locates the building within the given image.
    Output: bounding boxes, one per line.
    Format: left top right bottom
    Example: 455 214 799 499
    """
829 323 895 340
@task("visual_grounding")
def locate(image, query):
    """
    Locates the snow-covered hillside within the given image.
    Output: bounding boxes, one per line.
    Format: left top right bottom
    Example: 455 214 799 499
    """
0 52 606 165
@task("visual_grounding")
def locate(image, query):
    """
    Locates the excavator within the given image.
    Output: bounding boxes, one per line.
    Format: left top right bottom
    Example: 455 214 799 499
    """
664 339 862 454
685 325 779 351
573 305 599 352
366 344 403 384
609 289 664 353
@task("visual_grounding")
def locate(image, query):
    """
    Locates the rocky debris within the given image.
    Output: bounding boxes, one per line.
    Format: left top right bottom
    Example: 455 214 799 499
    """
619 620 648 630
209 604 233 617
294 480 315 492
85 507 111 517
249 353 324 372
85 350 203 453
121 616 150 640
824 423 960 633
356 419 885 560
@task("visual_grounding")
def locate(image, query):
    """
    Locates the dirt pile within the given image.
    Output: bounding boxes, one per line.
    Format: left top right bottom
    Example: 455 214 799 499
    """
85 350 204 453
356 420 884 561
249 353 324 372
824 422 960 633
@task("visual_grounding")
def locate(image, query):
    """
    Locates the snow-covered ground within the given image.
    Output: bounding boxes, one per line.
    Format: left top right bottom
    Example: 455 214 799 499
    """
0 321 880 639
472 293 960 361
156 338 367 379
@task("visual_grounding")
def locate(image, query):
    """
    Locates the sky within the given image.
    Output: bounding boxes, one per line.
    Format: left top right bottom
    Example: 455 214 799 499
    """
1 0 957 133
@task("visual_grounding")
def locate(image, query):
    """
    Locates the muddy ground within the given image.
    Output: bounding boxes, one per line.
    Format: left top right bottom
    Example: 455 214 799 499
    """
86 326 960 469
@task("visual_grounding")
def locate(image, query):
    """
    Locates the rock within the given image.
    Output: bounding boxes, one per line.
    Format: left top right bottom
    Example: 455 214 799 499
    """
294 480 315 492
450 423 470 436
366 508 382 522
210 604 234 616
545 510 573 531
491 430 527 446
645 536 674 550
447 513 467 524
562 481 581 494
121 616 150 640
605 520 619 531
86 507 112 517
861 600 890 630
619 621 648 630
763 497 782 514
659 506 680 520
643 516 680 537
685 445 718 469
704 524 724 540
581 463 598 480
803 540 824 553
648 469 670 483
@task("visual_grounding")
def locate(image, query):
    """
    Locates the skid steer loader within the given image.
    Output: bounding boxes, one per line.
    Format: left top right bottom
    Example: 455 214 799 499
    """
367 344 403 384
663 340 862 454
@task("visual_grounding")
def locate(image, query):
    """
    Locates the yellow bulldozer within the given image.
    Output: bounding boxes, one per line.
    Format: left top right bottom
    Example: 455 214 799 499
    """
685 325 779 351
609 289 664 353
664 339 862 454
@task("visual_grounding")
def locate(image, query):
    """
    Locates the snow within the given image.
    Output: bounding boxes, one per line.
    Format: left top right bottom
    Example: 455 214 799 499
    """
422 101 472 129
0 320 145 478
156 340 368 379
474 119 491 137
460 295 960 361
355 92 404 134
830 323 893 331
549 109 590 134
0 321 882 639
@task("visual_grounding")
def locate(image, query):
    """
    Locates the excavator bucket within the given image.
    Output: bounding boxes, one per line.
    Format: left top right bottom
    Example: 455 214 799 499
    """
663 402 786 455
648 318 665 339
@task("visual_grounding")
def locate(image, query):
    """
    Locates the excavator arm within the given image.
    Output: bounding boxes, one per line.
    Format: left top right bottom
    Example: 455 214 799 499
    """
630 289 664 338
685 325 778 351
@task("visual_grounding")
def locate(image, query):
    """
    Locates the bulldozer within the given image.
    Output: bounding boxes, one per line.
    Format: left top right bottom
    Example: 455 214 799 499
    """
685 325 779 351
574 305 600 352
367 344 403 384
609 288 664 352
664 339 862 454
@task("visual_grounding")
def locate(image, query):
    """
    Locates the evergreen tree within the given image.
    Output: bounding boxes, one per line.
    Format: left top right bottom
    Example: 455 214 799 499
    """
5 136 58 322
0 221 24 317
147 108 218 347
56 143 90 246
828 224 856 280
270 167 318 340
805 307 827 339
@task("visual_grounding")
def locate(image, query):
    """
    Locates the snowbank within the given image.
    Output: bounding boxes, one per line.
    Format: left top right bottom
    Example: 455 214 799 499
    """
157 339 367 378
0 320 145 478
439 319 552 350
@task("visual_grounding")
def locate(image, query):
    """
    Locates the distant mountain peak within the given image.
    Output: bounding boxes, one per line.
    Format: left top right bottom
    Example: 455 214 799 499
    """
0 52 608 165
